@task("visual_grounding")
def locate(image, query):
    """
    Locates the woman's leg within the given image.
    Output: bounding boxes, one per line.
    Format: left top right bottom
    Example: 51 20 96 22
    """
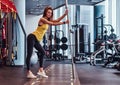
26 34 35 70
34 41 45 69
26 34 37 78
34 42 48 77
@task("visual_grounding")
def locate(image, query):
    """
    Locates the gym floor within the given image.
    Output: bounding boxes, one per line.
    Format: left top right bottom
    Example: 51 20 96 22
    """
0 60 120 85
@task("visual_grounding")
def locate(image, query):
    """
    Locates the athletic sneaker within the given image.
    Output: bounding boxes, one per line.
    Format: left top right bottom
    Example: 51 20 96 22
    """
37 70 48 78
27 71 37 79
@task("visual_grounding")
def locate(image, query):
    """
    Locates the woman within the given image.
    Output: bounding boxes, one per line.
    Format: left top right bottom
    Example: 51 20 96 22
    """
26 6 69 78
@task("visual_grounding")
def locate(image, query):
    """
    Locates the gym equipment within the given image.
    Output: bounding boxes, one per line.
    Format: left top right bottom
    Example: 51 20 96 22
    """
60 44 68 50
116 63 120 71
55 37 61 44
30 51 38 65
0 14 8 65
95 14 105 42
72 24 90 63
109 33 117 40
72 24 89 53
74 53 88 63
53 53 62 61
48 29 69 60
90 38 120 66
0 2 26 66
90 39 112 65
49 34 54 40
65 0 75 79
55 44 61 50
65 0 72 52
61 37 67 43
43 36 47 43
116 40 120 52
91 18 118 65
90 44 106 65
49 45 55 51
43 45 47 50
103 39 120 67
43 35 48 50
104 24 117 40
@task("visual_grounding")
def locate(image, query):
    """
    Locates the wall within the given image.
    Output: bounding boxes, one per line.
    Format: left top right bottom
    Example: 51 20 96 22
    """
26 15 42 35
14 0 25 65
116 0 120 37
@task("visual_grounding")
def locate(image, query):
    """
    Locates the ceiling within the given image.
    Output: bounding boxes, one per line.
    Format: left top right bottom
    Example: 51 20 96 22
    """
26 0 105 15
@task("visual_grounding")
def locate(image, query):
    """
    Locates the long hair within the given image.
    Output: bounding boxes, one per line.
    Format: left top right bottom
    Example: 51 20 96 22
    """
43 6 53 21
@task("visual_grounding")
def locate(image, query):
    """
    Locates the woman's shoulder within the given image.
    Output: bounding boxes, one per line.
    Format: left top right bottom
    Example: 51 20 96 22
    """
38 17 45 26
40 17 47 21
39 17 46 24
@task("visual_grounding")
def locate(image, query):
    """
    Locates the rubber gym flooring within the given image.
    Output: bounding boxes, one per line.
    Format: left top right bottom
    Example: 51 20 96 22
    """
0 60 120 85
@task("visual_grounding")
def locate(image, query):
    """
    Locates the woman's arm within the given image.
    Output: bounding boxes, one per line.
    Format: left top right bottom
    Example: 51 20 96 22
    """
40 17 69 26
52 9 68 22
52 14 66 22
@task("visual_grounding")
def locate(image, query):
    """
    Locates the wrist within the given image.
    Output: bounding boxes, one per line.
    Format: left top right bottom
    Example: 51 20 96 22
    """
63 21 65 24
64 13 66 16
